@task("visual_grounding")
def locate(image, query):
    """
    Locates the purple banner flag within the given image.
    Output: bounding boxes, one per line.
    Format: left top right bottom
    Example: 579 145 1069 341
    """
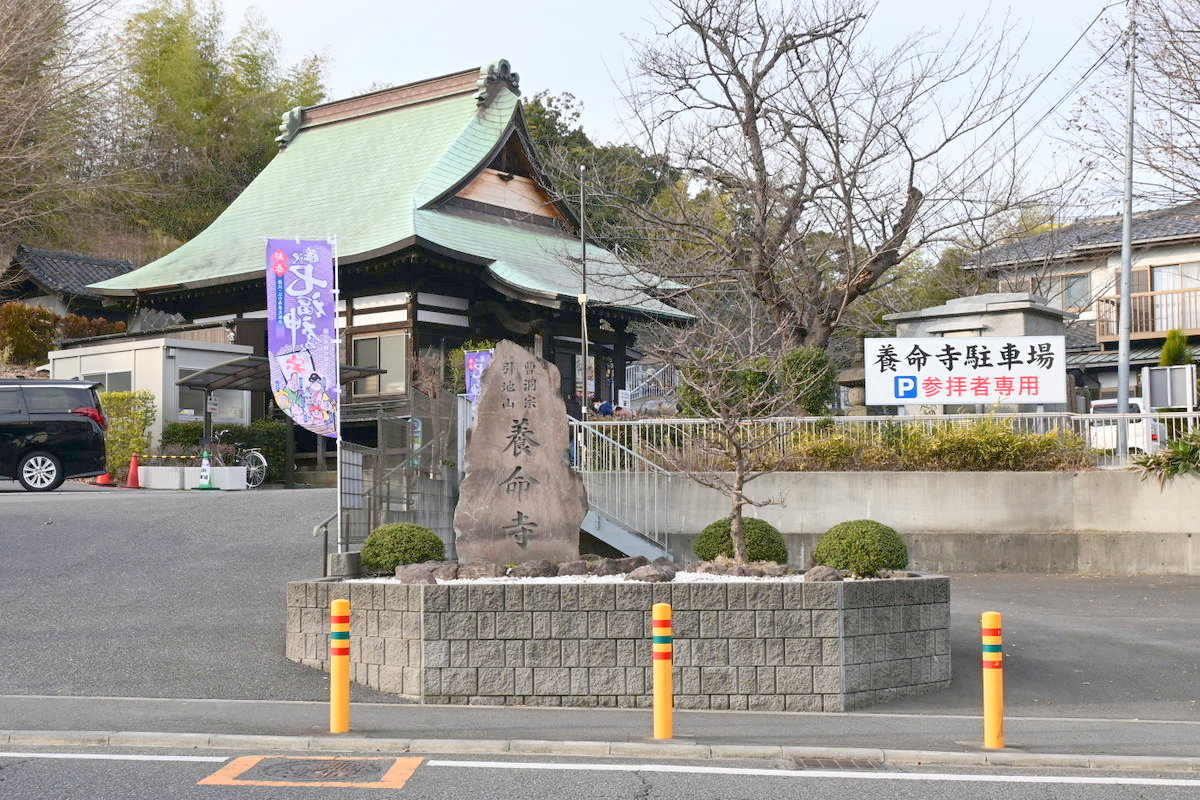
265 239 339 438
464 349 493 404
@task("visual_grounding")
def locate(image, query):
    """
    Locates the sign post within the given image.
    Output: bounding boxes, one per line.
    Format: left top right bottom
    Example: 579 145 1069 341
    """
865 337 1067 408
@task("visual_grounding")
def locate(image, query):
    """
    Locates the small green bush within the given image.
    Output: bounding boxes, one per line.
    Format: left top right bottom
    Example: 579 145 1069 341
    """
360 523 445 573
694 517 788 564
812 520 908 578
1133 430 1200 486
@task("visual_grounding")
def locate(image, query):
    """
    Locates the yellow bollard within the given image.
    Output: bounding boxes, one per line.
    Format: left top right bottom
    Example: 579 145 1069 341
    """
330 598 351 734
981 611 1004 749
652 602 673 740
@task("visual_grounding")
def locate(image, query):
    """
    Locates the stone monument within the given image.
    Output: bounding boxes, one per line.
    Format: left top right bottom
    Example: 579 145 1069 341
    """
453 340 585 563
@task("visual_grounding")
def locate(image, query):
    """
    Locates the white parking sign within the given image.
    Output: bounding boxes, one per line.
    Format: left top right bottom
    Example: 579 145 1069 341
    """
864 337 1067 406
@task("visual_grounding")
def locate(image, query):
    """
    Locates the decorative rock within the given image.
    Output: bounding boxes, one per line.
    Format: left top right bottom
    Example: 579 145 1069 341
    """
652 556 675 567
432 561 460 581
590 557 623 576
556 560 589 576
457 562 506 580
758 563 788 577
453 340 586 564
395 563 437 584
626 565 675 583
804 565 843 582
511 559 558 578
591 556 649 576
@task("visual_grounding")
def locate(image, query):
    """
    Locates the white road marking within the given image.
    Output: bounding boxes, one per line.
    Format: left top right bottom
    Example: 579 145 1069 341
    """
425 759 1200 787
0 752 228 763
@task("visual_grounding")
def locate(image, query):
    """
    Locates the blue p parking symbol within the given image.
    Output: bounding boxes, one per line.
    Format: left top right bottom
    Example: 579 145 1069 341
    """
894 375 917 399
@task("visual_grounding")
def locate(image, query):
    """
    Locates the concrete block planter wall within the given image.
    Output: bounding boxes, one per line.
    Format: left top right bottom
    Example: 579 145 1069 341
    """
182 466 246 490
137 466 185 490
285 575 951 711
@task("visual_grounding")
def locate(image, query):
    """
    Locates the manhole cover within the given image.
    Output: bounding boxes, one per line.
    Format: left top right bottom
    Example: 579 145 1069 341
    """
793 757 884 770
199 756 424 790
252 759 389 782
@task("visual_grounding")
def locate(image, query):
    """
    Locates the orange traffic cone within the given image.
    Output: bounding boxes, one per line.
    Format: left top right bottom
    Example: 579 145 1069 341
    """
124 453 142 489
94 472 117 486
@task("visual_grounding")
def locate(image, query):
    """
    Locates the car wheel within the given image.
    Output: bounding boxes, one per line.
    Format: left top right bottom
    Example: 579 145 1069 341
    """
17 451 64 492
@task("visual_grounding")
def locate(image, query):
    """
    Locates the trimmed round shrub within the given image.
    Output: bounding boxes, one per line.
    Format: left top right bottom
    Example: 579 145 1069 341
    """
693 517 788 564
360 523 444 573
812 520 907 578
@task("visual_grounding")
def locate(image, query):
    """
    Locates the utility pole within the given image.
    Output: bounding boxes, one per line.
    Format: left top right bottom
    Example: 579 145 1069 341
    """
579 164 589 420
1116 0 1138 456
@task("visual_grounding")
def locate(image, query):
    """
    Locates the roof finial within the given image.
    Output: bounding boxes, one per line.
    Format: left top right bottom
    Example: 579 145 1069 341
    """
276 107 303 147
476 59 520 107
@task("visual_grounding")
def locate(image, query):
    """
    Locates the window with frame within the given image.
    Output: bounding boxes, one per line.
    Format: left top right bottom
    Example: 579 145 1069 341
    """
81 371 132 393
352 332 407 396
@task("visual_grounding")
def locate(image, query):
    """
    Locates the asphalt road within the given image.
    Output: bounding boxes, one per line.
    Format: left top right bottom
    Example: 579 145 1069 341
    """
2 748 1199 800
0 486 397 703
1 487 1197 724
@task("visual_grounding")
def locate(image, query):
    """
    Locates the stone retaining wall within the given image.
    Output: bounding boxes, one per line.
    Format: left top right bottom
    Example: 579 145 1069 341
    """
286 575 951 711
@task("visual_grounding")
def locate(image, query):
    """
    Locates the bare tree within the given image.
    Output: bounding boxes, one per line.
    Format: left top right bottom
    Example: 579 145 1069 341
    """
633 290 831 563
0 0 120 258
578 0 1061 349
1070 0 1200 204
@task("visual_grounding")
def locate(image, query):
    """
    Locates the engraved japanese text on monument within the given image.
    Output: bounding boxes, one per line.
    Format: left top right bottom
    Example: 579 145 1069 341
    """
454 340 585 563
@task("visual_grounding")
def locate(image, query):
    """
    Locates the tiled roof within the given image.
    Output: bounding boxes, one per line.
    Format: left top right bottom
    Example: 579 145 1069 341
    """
1064 319 1096 352
87 61 682 320
1066 347 1162 368
974 201 1200 269
13 246 133 297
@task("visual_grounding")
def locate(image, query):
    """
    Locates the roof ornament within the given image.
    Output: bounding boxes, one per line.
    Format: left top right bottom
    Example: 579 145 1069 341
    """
276 107 304 147
476 59 520 108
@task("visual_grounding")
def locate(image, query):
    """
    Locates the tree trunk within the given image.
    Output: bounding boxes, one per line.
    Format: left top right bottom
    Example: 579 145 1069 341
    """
728 469 749 564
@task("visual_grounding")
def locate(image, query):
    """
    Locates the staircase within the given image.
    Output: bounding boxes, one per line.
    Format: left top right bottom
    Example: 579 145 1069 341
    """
570 420 674 561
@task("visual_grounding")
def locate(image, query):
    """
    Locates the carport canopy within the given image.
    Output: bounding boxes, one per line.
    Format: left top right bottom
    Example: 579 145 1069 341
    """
174 354 383 393
174 355 385 488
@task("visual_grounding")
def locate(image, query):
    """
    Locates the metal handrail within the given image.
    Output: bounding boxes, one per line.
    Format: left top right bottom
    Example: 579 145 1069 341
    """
312 511 337 577
570 418 672 547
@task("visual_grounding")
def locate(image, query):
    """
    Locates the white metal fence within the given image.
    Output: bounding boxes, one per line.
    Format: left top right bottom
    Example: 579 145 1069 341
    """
624 363 679 401
575 412 1200 472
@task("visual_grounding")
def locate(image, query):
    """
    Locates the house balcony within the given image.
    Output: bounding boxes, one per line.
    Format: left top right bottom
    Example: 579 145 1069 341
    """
1096 287 1200 342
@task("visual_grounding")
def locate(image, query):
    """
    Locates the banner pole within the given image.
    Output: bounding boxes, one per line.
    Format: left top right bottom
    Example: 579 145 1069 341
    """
330 235 344 555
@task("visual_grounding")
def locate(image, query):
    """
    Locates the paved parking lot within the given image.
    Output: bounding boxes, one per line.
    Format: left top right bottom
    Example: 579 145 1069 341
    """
1 487 1196 720
0 486 399 703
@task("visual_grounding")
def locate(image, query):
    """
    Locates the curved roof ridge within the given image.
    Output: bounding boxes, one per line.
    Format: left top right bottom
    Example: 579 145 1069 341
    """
413 87 519 209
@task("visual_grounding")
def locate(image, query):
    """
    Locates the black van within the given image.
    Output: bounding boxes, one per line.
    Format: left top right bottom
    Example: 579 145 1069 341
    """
0 380 108 491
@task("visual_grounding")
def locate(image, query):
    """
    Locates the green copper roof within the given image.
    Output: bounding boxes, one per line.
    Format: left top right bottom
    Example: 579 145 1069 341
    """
89 64 682 320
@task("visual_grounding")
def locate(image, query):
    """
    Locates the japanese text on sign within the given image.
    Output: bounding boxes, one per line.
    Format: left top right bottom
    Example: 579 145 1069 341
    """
864 337 1066 406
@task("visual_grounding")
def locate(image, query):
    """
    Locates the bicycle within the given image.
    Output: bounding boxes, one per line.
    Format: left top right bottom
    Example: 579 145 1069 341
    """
211 429 269 488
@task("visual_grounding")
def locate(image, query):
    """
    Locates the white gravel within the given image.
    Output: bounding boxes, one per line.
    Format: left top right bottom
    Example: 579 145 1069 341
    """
347 571 808 585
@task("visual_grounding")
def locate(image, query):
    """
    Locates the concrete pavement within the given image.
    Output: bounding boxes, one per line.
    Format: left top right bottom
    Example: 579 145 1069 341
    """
2 694 1200 771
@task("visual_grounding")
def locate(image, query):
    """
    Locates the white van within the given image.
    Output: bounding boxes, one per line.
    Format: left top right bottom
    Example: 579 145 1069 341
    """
1087 398 1167 455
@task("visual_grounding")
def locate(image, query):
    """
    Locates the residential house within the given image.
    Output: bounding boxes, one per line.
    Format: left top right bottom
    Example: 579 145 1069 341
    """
971 201 1200 401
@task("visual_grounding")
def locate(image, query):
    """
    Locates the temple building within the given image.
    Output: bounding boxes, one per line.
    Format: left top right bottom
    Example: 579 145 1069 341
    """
86 60 684 447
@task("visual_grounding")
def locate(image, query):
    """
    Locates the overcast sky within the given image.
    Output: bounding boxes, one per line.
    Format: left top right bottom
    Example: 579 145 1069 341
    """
207 0 1121 148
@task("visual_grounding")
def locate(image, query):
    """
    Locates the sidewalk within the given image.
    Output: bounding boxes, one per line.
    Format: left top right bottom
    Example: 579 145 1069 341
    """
3 694 1199 771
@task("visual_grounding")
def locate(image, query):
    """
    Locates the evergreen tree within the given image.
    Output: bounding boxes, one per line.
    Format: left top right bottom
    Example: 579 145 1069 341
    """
1159 329 1194 366
116 1 327 241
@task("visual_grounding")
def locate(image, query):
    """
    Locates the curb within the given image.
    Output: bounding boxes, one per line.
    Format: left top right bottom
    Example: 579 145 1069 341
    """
2 730 1199 773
